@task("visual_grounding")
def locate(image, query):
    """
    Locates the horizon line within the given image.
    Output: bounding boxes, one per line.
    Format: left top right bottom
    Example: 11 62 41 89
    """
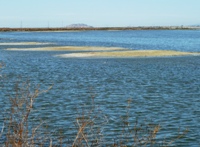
0 26 200 31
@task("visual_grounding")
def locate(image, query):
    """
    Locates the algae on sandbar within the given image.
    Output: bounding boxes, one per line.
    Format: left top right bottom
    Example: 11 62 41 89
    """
56 50 200 58
5 45 200 58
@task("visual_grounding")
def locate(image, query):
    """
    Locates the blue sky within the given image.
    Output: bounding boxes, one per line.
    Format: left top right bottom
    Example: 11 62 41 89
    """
0 0 200 28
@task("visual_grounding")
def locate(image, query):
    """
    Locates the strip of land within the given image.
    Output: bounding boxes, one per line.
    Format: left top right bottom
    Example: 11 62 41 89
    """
0 26 200 32
56 50 200 58
6 46 125 51
0 42 51 45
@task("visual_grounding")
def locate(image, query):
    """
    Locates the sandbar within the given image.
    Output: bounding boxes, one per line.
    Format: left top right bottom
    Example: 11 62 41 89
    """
56 50 200 58
5 45 200 58
6 46 125 51
0 42 51 45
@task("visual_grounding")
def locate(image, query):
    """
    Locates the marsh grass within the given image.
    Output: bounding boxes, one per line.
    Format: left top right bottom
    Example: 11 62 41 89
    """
113 99 161 146
71 104 107 146
0 79 188 147
2 81 53 146
111 99 188 147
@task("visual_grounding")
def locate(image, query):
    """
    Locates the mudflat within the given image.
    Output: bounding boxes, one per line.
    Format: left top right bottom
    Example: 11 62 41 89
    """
5 45 200 58
56 50 200 58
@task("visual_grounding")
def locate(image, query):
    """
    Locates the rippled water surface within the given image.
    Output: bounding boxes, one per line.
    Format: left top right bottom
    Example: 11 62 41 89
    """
0 30 200 146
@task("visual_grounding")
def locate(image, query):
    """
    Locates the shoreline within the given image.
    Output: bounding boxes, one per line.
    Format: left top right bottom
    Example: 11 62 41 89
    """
0 26 200 32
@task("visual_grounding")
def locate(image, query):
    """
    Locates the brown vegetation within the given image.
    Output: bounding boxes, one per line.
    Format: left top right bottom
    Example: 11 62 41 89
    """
0 26 199 32
3 82 53 146
0 80 188 146
0 62 189 146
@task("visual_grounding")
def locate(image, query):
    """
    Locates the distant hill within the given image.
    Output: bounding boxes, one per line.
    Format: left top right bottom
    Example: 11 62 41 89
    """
66 23 93 28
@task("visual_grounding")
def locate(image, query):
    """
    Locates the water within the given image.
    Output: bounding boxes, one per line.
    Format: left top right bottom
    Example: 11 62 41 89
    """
0 30 200 146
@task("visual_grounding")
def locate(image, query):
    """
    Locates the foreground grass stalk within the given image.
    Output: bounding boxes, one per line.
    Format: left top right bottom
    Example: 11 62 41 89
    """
72 118 91 147
72 94 108 147
0 75 188 146
3 81 52 147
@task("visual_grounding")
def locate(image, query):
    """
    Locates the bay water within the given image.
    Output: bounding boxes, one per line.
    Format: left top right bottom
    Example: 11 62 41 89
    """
0 30 200 146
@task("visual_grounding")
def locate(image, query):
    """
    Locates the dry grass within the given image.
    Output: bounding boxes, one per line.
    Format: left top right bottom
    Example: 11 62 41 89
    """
0 81 188 146
0 64 189 147
0 61 190 146
2 81 53 147
57 50 200 58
